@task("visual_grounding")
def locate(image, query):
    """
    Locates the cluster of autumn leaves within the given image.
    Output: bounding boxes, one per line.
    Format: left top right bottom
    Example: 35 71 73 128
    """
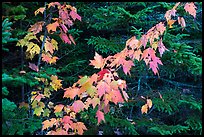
16 2 197 135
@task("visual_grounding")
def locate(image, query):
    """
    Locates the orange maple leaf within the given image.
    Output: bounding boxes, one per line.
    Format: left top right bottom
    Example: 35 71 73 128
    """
34 7 45 16
141 104 148 114
46 21 59 33
42 118 57 130
54 104 64 113
63 87 79 99
72 122 87 135
28 21 45 34
89 52 105 69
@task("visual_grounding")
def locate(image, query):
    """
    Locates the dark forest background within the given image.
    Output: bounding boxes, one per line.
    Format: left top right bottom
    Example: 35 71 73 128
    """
2 2 202 135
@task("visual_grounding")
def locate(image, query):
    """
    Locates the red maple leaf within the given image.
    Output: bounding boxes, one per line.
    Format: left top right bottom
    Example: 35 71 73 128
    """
97 69 110 81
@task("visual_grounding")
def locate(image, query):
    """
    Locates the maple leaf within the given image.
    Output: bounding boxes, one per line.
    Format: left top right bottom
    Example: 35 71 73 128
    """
151 41 158 51
19 102 29 109
72 100 85 113
46 21 59 33
34 7 45 16
63 87 79 99
178 16 186 30
149 57 163 75
141 104 148 114
50 75 62 91
73 122 87 135
29 62 39 72
140 35 148 48
54 104 64 113
156 22 166 35
60 24 68 33
96 81 110 98
97 69 110 81
119 58 134 75
158 38 169 57
184 2 197 18
69 34 76 45
51 39 58 50
70 10 81 21
42 118 57 130
62 116 73 125
42 53 51 63
126 36 140 49
111 89 124 104
26 42 40 58
167 19 176 28
89 52 105 69
31 93 45 102
49 56 59 64
147 99 153 109
60 32 71 44
59 8 69 21
45 40 55 54
91 97 100 108
34 106 44 116
96 110 105 125
43 108 51 117
86 86 97 97
133 49 142 61
164 9 176 21
28 21 45 34
48 2 61 9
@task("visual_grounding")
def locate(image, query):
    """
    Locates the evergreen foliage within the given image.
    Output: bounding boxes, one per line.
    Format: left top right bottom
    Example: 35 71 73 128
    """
2 2 202 135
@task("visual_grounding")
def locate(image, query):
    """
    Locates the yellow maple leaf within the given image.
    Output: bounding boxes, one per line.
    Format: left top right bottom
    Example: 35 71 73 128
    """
141 104 148 114
50 75 62 91
26 42 40 58
167 19 176 28
151 41 158 50
54 104 64 113
34 106 44 116
51 39 58 51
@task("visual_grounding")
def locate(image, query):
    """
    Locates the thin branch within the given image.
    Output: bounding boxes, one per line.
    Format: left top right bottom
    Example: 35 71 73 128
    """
142 76 202 89
37 2 53 68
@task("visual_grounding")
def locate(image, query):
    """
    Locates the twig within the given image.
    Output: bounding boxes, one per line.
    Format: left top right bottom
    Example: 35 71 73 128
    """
142 76 202 89
37 2 53 68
